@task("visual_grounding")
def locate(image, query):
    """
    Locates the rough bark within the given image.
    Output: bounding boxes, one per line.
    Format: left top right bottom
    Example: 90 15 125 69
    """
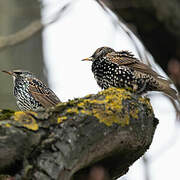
0 88 158 180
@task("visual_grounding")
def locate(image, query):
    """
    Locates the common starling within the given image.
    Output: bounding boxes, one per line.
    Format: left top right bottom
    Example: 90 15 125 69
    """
2 70 60 111
82 47 178 100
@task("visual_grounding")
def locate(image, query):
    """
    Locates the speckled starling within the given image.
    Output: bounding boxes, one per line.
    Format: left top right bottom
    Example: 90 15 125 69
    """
2 70 60 111
82 47 178 100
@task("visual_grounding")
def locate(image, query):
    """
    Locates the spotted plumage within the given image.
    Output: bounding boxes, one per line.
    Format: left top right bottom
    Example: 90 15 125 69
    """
2 70 60 111
83 47 178 100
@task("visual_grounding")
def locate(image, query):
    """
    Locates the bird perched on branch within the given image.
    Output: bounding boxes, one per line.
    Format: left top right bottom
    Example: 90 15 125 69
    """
82 47 179 101
2 70 60 111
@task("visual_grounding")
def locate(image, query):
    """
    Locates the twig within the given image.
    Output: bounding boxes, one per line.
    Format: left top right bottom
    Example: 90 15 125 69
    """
142 155 150 180
0 3 70 50
0 20 42 49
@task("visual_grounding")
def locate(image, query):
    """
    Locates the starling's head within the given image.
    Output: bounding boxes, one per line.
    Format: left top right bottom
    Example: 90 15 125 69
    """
2 70 34 79
82 47 115 62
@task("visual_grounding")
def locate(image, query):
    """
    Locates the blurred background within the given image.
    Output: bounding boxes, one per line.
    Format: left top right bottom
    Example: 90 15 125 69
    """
0 0 180 179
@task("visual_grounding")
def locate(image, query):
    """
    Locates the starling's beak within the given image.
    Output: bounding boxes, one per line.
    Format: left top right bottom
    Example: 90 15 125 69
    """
82 57 94 61
2 70 16 77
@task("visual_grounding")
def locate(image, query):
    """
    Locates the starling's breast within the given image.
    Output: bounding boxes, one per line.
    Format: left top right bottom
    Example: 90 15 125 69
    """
14 79 41 111
91 58 160 93
92 59 135 89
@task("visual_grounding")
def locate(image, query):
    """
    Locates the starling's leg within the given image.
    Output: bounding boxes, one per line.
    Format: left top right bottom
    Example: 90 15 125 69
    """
131 84 140 99
132 84 138 92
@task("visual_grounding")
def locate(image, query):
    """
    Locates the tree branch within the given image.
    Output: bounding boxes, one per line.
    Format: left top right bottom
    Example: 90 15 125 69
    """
0 20 43 49
0 3 70 50
0 88 158 180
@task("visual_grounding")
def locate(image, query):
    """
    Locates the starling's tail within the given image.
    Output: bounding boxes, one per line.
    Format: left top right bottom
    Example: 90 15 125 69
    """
162 87 179 100
158 77 180 120
157 77 180 103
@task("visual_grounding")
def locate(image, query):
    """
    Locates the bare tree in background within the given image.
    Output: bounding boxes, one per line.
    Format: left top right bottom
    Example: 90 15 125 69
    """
101 0 180 92
0 0 46 110
0 0 179 180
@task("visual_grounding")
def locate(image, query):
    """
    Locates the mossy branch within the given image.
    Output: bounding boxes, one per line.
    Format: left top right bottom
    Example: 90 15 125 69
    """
0 88 158 180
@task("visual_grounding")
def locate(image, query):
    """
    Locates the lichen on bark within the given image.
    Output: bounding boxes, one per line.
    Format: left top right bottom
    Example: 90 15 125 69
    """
0 88 158 180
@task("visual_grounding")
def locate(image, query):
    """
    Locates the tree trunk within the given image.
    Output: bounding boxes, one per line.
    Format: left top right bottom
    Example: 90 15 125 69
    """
0 0 46 110
0 88 158 180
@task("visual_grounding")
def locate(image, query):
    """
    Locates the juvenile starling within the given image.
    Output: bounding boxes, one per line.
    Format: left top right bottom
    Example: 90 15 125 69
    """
82 47 178 100
2 70 60 111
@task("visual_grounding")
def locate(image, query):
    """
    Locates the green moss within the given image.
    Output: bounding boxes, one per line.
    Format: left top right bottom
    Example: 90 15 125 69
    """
0 109 14 120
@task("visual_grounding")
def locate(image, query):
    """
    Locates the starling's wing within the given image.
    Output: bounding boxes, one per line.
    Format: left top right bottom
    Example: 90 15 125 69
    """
107 51 137 65
108 51 161 78
28 78 60 108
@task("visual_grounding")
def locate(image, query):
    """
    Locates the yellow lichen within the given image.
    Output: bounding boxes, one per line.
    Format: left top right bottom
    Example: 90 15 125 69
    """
139 97 154 113
63 88 152 127
57 116 67 123
92 88 131 126
66 108 79 114
75 88 133 126
130 108 139 119
80 109 91 115
5 123 11 127
14 111 39 131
